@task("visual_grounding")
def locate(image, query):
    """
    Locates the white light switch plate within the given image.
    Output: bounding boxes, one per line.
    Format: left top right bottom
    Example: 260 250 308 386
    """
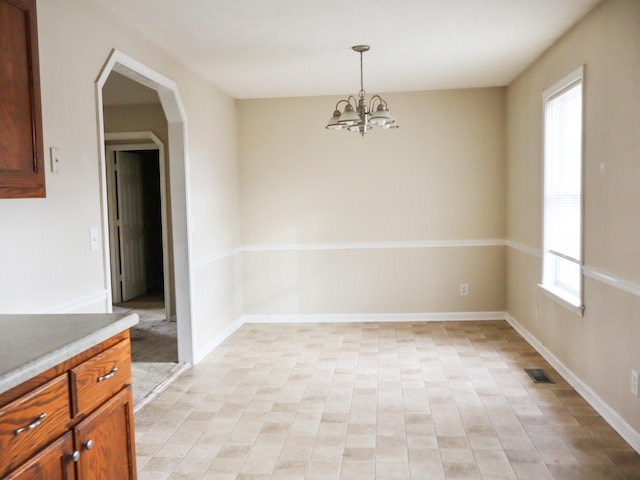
89 227 100 251
50 147 61 173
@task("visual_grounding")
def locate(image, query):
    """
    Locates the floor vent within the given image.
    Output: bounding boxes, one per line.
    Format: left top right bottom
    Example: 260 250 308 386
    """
525 368 554 384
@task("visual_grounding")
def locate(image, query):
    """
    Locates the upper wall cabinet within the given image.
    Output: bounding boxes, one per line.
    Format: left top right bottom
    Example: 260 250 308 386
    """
0 0 45 198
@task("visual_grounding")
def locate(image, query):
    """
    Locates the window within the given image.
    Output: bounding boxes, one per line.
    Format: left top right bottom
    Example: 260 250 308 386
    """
541 67 584 312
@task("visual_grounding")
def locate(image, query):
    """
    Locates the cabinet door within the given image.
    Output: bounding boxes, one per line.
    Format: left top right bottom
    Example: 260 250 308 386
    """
0 0 45 198
74 387 137 480
5 432 76 480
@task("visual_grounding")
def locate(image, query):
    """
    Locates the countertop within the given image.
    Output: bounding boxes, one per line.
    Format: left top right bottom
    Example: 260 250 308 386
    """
0 313 139 395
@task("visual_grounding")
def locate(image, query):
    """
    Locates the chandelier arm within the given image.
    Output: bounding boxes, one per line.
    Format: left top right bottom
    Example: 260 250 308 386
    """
369 95 388 109
334 99 350 110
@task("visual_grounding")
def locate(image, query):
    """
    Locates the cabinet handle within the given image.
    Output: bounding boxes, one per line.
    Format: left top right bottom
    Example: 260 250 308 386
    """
97 366 118 382
14 412 46 435
83 439 94 451
70 451 80 462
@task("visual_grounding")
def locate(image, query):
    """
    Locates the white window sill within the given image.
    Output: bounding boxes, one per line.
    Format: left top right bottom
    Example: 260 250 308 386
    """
538 284 584 317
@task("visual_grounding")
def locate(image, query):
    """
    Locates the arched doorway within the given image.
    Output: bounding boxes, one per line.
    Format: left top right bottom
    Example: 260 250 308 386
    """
96 50 195 365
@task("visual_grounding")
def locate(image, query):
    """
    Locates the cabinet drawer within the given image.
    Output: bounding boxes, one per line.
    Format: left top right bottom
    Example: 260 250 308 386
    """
71 339 132 416
0 374 71 477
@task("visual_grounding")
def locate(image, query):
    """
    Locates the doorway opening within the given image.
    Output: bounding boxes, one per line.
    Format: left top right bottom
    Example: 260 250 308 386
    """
110 149 164 306
105 136 178 366
97 50 196 408
105 137 171 319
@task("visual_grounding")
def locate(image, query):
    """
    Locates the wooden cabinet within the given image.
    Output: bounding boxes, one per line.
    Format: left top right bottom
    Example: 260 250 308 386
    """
0 0 46 198
71 339 132 417
4 433 75 480
0 332 137 479
0 374 71 475
75 388 136 479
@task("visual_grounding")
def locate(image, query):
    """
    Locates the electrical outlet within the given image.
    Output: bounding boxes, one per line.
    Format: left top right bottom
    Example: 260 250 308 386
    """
459 283 469 296
631 370 639 397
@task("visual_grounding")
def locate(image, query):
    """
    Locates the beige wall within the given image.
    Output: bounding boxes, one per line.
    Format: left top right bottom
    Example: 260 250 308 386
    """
507 0 640 434
238 89 507 316
0 0 242 362
104 103 168 147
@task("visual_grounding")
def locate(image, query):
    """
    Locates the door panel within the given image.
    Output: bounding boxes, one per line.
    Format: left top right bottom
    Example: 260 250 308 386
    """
115 151 146 301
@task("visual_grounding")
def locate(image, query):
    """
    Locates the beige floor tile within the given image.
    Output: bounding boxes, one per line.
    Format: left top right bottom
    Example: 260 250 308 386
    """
154 443 193 458
340 459 375 478
476 461 517 479
172 456 213 475
134 321 640 480
510 462 554 479
142 456 182 473
442 460 480 478
138 471 171 480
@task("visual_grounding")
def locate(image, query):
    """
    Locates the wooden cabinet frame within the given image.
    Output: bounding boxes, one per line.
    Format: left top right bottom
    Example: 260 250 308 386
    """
0 331 137 479
0 0 45 198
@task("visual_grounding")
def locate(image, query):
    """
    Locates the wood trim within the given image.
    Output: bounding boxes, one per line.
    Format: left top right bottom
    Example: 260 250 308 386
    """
124 387 137 479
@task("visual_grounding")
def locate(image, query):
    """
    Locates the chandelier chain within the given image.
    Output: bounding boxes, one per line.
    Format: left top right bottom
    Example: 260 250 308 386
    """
359 51 365 96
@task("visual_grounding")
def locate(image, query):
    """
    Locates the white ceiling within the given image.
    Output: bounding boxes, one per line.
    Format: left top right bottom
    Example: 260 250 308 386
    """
87 0 601 100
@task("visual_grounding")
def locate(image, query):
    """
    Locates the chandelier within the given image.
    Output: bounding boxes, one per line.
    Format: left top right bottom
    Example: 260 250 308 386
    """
325 45 398 136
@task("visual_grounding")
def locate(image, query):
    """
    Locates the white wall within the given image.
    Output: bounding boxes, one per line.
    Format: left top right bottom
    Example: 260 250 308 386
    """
0 0 242 362
507 0 640 443
238 89 507 318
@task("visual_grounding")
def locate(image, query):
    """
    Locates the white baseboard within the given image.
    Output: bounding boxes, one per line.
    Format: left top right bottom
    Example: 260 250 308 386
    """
193 316 245 364
35 290 108 314
242 311 507 324
505 313 640 454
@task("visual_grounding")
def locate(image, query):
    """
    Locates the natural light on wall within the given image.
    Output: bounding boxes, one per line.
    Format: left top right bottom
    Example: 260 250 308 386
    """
542 66 584 313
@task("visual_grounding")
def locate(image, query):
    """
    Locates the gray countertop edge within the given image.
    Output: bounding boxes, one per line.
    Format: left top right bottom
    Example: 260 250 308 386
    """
0 313 139 395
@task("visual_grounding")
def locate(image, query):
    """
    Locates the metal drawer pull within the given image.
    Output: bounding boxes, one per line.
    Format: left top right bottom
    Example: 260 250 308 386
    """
14 413 46 435
97 366 118 382
83 439 94 451
70 451 80 462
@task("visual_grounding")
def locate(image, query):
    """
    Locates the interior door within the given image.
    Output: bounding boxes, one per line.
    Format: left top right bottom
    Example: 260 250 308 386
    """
115 151 147 301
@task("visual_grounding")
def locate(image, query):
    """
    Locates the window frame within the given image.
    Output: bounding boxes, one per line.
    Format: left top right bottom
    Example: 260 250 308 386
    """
540 65 585 315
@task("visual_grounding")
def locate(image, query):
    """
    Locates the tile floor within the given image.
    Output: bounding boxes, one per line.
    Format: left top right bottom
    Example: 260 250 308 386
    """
134 321 640 479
